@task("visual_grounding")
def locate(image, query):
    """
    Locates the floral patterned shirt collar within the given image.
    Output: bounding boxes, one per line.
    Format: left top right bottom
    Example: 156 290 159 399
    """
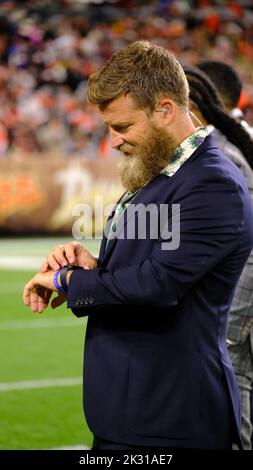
161 126 209 177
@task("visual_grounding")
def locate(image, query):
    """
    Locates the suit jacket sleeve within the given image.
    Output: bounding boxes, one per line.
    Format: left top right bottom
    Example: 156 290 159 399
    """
67 173 250 316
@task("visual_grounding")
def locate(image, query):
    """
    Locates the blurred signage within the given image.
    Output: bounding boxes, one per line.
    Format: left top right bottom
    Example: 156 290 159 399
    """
0 157 122 234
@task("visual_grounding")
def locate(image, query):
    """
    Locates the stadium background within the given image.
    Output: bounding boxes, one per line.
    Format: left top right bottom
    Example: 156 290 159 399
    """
0 0 253 449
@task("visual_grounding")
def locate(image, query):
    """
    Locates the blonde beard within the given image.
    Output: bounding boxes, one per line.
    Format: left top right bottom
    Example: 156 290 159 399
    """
118 156 145 193
118 127 177 193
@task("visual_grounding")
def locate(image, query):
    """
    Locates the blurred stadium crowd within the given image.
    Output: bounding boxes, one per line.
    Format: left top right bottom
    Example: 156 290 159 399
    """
0 0 253 159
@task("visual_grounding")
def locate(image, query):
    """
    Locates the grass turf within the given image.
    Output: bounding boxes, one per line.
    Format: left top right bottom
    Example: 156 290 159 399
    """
0 238 100 449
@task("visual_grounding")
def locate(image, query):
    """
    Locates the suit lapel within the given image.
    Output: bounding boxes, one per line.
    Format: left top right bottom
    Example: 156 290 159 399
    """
100 177 165 264
98 191 127 263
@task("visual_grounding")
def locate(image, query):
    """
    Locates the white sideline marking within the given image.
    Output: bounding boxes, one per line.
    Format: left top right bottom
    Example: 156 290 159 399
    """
0 377 82 392
0 256 43 271
0 317 84 330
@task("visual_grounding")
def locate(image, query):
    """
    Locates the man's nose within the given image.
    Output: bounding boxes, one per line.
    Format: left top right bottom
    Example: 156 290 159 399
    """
109 129 124 149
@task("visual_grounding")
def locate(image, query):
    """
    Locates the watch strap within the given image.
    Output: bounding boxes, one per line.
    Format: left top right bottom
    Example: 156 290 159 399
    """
59 265 83 293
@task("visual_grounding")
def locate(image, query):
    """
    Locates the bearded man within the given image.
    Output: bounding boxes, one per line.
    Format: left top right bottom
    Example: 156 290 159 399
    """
23 41 253 450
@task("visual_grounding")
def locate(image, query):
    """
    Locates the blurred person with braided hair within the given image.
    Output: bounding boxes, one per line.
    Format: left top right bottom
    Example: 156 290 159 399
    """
184 65 253 171
197 60 253 139
184 65 253 449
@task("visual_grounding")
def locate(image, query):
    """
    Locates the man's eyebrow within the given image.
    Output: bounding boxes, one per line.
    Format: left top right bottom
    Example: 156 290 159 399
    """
104 121 131 128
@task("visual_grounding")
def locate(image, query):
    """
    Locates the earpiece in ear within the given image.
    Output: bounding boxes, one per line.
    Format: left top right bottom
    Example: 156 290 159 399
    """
162 107 169 117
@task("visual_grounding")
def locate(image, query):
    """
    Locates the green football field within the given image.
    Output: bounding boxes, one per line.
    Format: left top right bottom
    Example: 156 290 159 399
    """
0 237 101 450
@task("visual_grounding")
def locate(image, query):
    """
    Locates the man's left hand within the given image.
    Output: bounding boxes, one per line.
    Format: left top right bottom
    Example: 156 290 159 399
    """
23 271 64 314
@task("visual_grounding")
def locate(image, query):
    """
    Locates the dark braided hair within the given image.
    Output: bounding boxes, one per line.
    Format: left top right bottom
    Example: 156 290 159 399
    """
197 60 242 110
183 65 253 169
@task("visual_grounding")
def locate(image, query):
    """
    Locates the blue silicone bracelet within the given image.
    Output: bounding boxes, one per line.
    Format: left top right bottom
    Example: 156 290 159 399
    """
53 271 66 293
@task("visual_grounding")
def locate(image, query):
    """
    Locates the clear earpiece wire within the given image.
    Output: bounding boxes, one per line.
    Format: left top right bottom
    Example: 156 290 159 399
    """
189 110 204 128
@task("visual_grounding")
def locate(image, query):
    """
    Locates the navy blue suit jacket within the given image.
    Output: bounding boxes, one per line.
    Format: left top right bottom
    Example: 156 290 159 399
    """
67 136 253 449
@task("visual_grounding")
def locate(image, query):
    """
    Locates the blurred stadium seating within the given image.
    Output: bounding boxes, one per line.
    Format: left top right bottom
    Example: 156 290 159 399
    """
0 0 253 160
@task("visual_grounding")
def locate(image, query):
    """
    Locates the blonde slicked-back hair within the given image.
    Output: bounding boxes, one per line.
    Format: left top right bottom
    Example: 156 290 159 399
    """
87 40 189 113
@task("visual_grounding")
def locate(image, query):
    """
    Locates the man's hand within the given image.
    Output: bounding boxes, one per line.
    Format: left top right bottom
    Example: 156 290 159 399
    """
23 270 64 314
38 241 98 311
40 241 97 272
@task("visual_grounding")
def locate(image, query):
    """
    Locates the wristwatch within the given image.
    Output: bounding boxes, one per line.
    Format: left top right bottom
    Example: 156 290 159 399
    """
59 265 83 293
53 265 83 294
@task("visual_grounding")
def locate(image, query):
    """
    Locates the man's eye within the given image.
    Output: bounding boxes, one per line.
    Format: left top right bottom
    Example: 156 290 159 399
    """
114 125 130 133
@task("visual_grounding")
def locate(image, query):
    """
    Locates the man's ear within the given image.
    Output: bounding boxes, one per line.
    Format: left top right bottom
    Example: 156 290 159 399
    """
154 99 174 122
